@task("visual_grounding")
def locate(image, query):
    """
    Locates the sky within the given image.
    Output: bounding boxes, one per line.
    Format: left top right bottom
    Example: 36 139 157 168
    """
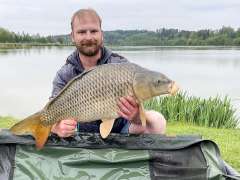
0 0 240 36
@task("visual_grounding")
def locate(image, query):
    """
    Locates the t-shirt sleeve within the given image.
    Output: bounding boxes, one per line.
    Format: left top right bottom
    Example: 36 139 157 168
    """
50 64 75 99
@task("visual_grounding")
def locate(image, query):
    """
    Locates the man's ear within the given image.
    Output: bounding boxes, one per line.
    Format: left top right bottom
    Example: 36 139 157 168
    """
101 30 104 41
71 31 75 43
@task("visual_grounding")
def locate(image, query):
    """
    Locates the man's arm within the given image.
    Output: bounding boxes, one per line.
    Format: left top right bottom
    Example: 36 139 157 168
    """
50 66 78 137
50 66 74 99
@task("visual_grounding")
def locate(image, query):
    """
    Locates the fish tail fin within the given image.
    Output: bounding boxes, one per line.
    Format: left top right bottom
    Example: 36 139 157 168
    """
10 111 51 150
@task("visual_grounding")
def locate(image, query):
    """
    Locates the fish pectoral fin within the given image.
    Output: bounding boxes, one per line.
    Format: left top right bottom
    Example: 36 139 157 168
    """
100 119 115 138
35 124 51 150
10 111 51 150
139 103 146 127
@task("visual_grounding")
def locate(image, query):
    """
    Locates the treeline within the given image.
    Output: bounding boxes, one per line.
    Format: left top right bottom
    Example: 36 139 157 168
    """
0 27 68 44
105 27 240 46
1 26 240 46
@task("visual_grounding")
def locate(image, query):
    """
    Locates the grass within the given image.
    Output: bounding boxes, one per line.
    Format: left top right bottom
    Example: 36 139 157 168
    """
144 92 239 128
167 122 240 173
0 116 18 128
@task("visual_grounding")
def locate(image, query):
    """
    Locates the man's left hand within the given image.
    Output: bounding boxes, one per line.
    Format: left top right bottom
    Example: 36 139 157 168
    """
117 96 141 124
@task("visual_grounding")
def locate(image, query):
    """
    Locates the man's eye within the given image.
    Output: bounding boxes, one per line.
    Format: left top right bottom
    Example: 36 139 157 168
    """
91 30 98 33
78 31 85 34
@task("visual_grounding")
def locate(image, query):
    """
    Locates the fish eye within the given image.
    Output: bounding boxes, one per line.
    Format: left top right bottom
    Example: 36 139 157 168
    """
156 78 169 85
154 79 162 87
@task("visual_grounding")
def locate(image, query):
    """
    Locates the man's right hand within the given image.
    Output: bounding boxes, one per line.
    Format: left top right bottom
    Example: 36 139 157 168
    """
51 119 77 137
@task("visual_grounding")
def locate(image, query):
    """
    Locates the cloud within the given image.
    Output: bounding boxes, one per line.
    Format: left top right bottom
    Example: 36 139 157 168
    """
0 0 239 35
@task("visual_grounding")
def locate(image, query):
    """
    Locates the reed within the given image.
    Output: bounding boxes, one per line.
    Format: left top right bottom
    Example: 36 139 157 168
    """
144 91 239 128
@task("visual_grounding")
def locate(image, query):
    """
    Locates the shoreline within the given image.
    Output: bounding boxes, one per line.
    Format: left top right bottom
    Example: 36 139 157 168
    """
1 43 240 49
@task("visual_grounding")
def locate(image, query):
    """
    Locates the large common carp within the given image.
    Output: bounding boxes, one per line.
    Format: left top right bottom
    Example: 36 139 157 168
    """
10 63 179 149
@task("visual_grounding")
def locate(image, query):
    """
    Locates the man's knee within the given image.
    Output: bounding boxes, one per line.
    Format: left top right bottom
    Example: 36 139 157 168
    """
145 110 166 134
145 110 166 123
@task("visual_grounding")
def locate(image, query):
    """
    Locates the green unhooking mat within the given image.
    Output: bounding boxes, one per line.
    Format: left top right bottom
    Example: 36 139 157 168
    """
0 129 239 180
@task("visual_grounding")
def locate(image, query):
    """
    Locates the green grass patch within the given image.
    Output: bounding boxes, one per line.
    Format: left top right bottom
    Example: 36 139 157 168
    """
0 116 18 128
167 122 240 173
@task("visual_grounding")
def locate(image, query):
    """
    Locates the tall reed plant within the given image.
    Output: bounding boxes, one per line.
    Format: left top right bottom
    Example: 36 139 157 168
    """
144 92 239 128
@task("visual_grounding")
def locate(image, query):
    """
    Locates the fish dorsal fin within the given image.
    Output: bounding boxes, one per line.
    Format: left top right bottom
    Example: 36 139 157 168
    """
45 67 97 108
100 119 115 138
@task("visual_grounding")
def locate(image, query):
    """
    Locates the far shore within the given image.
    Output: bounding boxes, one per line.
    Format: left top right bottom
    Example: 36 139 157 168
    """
1 43 240 49
0 43 72 49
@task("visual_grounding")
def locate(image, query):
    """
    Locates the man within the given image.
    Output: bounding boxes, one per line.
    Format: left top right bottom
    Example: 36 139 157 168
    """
50 8 166 137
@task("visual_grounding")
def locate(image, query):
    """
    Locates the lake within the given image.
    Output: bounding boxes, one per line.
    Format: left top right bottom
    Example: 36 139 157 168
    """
0 46 239 119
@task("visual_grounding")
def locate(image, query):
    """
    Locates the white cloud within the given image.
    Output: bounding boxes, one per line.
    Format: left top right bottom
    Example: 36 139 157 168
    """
0 0 239 35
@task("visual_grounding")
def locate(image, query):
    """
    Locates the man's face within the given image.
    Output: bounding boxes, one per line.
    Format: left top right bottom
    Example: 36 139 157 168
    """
71 15 103 56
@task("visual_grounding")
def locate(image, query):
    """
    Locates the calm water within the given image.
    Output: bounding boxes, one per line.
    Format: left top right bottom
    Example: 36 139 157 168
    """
0 46 239 119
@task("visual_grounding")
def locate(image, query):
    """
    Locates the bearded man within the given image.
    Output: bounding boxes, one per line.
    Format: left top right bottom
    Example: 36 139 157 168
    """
50 8 166 137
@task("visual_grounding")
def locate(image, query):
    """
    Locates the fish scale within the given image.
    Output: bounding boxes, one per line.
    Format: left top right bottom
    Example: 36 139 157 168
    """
41 63 136 126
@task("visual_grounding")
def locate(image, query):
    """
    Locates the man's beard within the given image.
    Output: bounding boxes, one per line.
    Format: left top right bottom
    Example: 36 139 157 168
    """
76 40 102 57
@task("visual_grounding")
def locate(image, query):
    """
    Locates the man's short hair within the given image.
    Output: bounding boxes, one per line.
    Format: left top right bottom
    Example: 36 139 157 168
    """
71 8 102 30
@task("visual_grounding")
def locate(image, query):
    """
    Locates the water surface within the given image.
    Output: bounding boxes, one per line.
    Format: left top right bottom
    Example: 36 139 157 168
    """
0 46 239 119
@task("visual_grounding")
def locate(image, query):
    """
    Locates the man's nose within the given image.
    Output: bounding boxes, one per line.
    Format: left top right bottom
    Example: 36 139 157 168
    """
85 31 92 40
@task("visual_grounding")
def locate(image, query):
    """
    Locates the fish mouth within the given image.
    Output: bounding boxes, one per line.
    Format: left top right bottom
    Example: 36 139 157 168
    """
170 81 179 95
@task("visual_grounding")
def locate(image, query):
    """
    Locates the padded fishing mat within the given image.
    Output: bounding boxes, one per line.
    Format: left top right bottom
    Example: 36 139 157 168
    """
0 129 239 180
